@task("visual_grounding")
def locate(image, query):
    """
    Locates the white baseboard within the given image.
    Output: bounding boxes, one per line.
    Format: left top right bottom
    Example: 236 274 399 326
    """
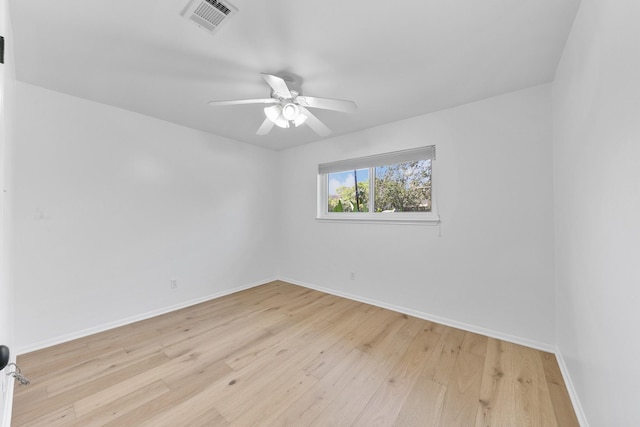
16 277 277 355
279 276 556 353
555 350 589 427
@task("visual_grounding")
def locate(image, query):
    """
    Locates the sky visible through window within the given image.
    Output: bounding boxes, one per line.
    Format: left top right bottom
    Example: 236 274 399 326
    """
328 169 369 196
327 160 431 213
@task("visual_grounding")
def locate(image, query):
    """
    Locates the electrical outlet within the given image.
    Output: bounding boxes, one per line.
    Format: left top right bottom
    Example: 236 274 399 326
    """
170 279 178 289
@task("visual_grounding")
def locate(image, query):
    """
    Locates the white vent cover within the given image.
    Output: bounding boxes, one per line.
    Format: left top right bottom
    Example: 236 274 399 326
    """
180 0 238 34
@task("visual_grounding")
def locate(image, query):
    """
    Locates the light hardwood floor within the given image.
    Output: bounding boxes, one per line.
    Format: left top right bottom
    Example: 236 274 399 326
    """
12 281 579 426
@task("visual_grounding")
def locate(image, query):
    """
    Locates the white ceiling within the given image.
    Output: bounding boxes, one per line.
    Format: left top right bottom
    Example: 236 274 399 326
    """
9 0 580 150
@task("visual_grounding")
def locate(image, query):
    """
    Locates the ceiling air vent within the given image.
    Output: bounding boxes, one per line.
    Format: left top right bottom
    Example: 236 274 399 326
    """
180 0 238 34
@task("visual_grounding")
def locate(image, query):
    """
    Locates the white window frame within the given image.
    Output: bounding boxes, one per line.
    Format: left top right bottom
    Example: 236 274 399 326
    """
317 146 439 225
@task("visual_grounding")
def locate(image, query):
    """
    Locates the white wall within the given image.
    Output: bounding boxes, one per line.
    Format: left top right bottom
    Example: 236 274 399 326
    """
11 82 279 353
553 0 640 425
279 84 556 348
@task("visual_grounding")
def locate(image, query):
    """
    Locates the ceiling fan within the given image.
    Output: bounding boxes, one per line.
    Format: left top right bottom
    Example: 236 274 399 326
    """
208 73 357 137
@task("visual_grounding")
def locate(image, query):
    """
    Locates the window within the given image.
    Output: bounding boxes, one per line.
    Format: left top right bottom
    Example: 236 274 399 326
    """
318 146 439 223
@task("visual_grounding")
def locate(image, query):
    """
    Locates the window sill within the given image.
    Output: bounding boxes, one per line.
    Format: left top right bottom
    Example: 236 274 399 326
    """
316 214 440 225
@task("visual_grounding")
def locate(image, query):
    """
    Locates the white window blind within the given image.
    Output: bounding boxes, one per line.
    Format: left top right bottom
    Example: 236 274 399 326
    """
318 146 435 175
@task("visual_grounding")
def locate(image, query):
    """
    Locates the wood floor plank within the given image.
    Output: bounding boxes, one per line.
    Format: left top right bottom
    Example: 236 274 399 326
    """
68 380 170 427
475 338 517 427
102 359 232 427
439 350 485 426
462 331 489 358
69 323 262 418
541 352 580 427
225 297 361 371
11 352 172 425
269 348 370 426
70 353 184 418
12 281 580 426
265 294 359 337
302 307 395 379
161 314 277 360
19 405 76 427
393 370 446 427
159 305 286 358
422 325 467 386
309 316 425 426
45 343 165 398
16 340 88 376
223 369 318 425
17 341 125 381
351 326 442 426
135 386 229 427
213 310 373 421
512 344 559 426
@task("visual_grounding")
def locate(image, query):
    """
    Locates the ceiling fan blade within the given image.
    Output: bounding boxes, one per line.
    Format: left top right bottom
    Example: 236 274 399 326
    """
261 73 292 98
299 106 331 137
256 117 275 135
208 98 278 106
296 96 357 113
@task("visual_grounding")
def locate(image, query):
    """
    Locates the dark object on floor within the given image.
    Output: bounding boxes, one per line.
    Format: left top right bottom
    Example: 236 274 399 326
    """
0 345 9 371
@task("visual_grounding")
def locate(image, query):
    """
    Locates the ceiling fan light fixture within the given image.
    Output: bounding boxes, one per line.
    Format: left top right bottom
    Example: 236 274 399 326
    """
281 103 300 121
264 105 289 128
293 112 308 127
